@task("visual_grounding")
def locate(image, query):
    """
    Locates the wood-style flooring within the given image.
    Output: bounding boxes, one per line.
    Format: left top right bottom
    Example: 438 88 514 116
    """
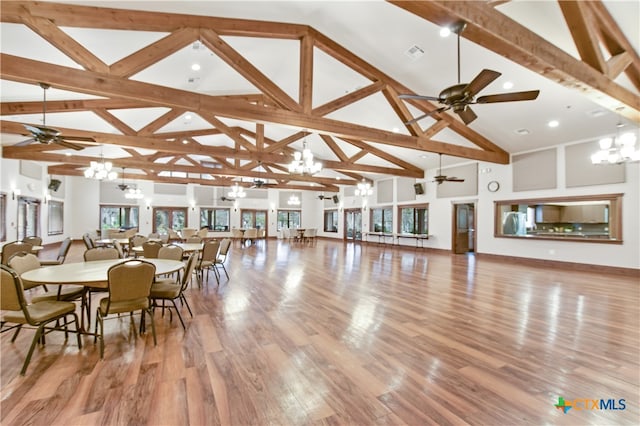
1 239 639 425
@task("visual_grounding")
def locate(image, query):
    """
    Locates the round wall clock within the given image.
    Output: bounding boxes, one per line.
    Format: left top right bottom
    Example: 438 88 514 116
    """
487 181 500 192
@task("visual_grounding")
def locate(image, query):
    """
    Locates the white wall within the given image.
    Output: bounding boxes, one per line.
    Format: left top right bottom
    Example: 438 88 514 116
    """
1 148 638 270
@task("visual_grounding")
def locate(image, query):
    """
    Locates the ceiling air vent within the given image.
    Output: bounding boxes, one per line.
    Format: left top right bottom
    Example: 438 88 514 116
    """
404 44 425 61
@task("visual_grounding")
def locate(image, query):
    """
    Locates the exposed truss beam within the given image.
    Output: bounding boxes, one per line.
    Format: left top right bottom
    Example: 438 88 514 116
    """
388 0 640 123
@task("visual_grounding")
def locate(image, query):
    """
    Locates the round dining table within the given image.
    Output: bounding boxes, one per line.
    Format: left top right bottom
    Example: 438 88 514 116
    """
21 258 185 289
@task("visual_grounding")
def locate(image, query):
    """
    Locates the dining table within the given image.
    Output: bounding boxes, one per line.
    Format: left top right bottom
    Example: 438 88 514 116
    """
21 258 185 289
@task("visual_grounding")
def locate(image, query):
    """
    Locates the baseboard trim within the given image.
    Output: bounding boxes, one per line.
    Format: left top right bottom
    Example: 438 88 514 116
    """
476 252 639 278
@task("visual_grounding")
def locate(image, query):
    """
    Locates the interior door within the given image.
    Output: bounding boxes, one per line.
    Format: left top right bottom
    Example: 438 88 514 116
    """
344 209 362 241
454 203 475 254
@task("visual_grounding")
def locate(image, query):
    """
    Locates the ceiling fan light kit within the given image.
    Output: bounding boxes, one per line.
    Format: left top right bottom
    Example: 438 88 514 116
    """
591 125 639 165
399 20 539 126
433 153 464 184
84 156 117 181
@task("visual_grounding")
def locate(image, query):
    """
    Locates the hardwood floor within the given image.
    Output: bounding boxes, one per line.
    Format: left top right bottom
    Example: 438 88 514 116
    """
2 239 638 425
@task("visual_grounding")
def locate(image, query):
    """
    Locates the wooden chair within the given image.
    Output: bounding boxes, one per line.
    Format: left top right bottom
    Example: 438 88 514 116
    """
94 260 157 359
10 252 89 330
180 228 197 239
195 240 220 287
142 241 163 259
1 241 33 265
1 264 82 375
231 228 244 247
242 228 258 246
40 237 72 266
82 233 95 250
151 253 196 329
213 238 232 282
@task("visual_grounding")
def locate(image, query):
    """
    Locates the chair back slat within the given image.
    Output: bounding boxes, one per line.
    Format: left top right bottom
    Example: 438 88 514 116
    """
1 241 33 265
0 266 24 311
200 240 220 262
158 244 184 261
107 260 155 303
142 241 163 258
84 247 120 261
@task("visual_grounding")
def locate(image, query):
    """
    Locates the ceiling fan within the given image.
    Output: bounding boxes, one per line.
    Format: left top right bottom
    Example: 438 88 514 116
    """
433 154 464 185
14 83 94 150
399 21 540 125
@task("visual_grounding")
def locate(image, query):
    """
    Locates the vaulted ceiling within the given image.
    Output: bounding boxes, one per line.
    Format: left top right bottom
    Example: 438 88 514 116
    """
1 1 638 191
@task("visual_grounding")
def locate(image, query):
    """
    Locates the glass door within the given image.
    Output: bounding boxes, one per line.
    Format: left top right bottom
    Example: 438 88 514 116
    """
241 209 268 233
344 209 362 241
17 196 40 241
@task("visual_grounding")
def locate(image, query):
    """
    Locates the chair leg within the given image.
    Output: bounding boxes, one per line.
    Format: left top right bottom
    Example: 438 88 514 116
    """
21 324 45 375
147 308 157 346
180 294 193 317
72 313 82 349
221 263 229 279
11 325 23 342
171 300 186 330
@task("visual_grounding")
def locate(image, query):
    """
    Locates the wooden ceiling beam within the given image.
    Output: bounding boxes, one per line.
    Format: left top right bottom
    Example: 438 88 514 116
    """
200 28 301 112
110 27 199 78
3 147 359 185
558 1 606 73
18 7 109 73
91 108 136 136
340 137 423 173
1 99 154 115
2 1 310 38
299 35 314 114
199 113 256 152
388 0 640 123
312 81 385 117
138 108 185 136
319 134 349 162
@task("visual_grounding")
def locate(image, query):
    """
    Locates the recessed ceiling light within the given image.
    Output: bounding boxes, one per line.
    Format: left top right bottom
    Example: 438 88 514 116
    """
515 128 530 135
392 127 400 133
182 139 189 144
191 63 201 71
548 120 559 128
65 152 71 156
184 114 192 120
502 81 513 90
439 27 451 37
336 177 341 180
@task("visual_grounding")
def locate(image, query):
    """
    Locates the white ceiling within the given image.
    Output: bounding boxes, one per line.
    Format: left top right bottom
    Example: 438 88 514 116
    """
1 0 639 177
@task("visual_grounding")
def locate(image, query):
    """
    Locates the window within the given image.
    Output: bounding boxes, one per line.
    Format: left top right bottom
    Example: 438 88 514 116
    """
17 196 40 241
494 193 623 243
241 209 268 230
153 207 187 233
324 210 338 232
48 201 64 236
277 210 300 230
0 193 6 242
200 208 230 231
371 207 393 233
398 204 428 235
100 205 139 231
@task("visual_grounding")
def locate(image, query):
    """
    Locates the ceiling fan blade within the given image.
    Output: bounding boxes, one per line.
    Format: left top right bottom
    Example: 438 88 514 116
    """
476 90 540 104
445 177 465 182
398 94 441 102
405 106 449 125
465 69 501 97
55 139 85 151
62 135 96 142
455 106 477 125
14 138 36 147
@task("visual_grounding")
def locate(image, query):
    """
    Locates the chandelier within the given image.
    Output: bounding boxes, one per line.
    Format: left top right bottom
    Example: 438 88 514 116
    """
287 194 301 205
591 124 639 165
84 155 117 180
288 140 322 175
124 187 144 199
355 181 373 197
228 183 246 198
